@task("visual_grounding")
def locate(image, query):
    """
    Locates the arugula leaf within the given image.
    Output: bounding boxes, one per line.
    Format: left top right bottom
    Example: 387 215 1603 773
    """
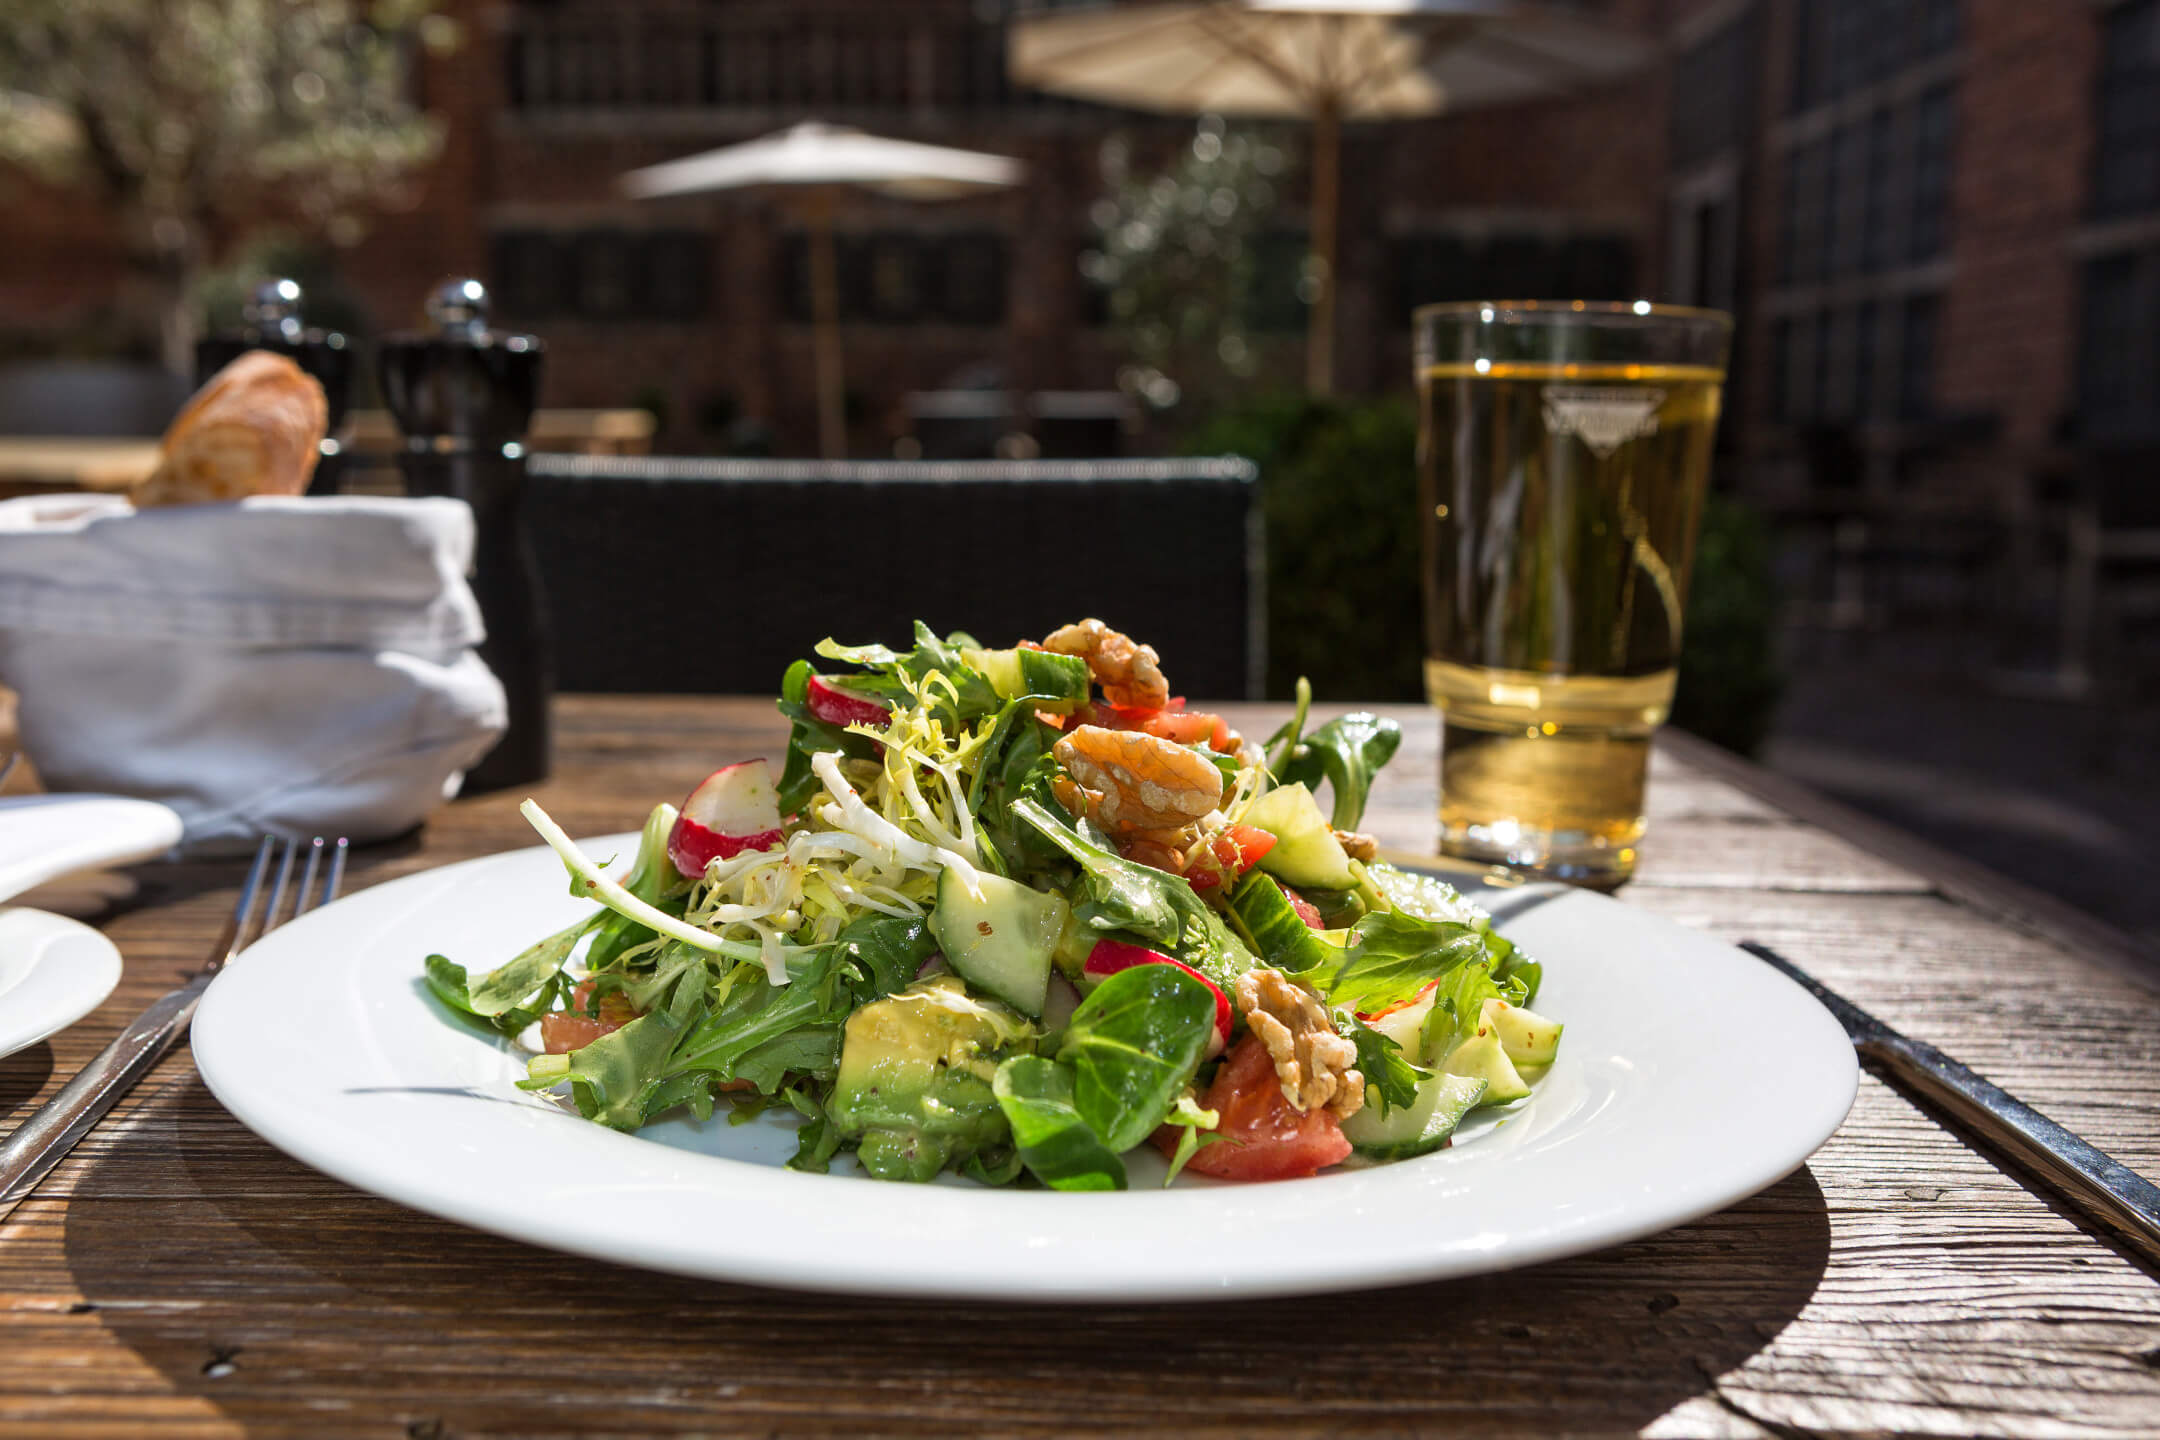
1339 1010 1432 1116
992 1055 1127 1191
1319 910 1486 1018
812 623 1002 726
785 1092 847 1175
665 948 854 1086
1361 860 1537 1004
1057 963 1216 1152
520 971 709 1130
830 913 938 1002
425 913 588 1035
1013 797 1182 946
1277 711 1403 830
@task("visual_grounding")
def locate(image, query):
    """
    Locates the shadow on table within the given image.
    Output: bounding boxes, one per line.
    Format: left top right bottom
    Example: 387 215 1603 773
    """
61 1076 1832 1435
0 1042 51 1119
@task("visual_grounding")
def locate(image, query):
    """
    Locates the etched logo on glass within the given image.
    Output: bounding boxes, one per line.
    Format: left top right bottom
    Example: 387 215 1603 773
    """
1540 386 1666 458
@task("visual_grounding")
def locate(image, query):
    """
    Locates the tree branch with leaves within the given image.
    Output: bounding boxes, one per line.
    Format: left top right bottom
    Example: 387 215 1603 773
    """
0 0 453 370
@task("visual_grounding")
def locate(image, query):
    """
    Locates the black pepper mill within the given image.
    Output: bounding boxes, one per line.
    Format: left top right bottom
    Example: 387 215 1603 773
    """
378 278 552 792
194 278 355 496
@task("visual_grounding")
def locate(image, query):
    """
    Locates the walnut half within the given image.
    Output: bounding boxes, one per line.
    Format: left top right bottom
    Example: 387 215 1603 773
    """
1234 968 1365 1120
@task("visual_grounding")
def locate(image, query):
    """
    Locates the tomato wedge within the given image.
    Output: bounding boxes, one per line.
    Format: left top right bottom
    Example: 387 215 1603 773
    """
539 980 638 1055
1186 824 1279 891
1157 1034 1351 1181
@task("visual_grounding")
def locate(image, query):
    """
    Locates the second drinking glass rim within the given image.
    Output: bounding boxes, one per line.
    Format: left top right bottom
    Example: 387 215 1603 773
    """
1414 299 1734 328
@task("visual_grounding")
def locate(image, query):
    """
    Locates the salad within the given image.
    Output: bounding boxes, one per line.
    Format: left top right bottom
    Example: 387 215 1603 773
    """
427 620 1561 1189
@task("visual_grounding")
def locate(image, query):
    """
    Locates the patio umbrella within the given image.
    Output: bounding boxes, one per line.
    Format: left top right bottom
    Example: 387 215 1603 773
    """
622 122 1024 458
1009 0 1651 393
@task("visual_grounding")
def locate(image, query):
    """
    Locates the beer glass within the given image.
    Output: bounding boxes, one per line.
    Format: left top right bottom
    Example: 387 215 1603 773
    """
1417 301 1732 887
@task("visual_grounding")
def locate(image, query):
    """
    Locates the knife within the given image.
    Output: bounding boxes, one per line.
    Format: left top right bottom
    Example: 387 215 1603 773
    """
1742 941 2160 1272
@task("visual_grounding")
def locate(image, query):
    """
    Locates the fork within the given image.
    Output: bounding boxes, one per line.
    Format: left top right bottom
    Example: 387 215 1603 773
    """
0 834 347 1224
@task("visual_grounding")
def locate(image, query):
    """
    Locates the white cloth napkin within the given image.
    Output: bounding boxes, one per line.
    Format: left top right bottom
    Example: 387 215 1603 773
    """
0 493 507 852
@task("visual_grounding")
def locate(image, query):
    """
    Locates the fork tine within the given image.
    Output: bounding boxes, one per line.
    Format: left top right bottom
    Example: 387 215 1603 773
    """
320 837 349 909
261 837 299 933
289 838 324 923
212 836 281 973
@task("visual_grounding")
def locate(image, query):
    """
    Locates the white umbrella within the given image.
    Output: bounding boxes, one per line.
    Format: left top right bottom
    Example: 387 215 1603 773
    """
1010 0 1651 393
622 122 1024 458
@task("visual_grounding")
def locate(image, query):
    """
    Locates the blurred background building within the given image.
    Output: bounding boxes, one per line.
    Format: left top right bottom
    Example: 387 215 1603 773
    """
1 0 2155 942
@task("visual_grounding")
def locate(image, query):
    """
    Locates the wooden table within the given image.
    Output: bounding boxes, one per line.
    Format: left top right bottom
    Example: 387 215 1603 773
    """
0 439 159 499
3 696 2158 1436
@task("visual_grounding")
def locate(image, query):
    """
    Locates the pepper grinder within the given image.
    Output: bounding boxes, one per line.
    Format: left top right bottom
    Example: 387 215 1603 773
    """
195 278 355 496
378 278 552 793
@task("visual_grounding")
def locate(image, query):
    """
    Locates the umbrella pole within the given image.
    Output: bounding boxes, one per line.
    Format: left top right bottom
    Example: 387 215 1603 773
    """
807 190 846 459
1306 98 1341 397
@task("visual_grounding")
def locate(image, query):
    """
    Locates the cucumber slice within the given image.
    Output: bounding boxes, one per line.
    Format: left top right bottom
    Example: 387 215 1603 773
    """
1442 1030 1532 1105
931 868 1069 1016
1342 1073 1488 1161
1363 984 1438 1054
1478 997 1563 1066
962 646 1091 712
1243 783 1355 890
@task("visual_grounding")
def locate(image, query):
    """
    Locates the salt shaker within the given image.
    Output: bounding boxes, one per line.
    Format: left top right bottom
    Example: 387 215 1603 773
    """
377 278 552 793
194 278 355 496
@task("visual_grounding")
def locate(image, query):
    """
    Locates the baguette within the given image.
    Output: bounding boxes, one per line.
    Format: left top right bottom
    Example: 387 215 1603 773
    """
134 350 328 507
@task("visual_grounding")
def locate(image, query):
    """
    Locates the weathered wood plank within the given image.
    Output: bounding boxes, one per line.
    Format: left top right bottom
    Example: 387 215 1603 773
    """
0 695 2154 1436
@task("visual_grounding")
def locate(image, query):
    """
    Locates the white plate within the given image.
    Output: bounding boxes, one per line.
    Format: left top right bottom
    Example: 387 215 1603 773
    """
0 794 185 906
193 835 1858 1301
0 908 124 1058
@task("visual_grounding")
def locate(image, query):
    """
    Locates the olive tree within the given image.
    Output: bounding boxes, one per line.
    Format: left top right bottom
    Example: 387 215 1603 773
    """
0 0 451 370
1083 116 1289 414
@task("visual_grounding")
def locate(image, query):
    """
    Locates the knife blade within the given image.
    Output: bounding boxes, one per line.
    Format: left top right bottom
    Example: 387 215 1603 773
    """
1742 941 2160 1272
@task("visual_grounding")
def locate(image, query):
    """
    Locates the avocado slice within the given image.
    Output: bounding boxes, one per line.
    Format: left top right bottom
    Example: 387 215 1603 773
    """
827 975 1035 1182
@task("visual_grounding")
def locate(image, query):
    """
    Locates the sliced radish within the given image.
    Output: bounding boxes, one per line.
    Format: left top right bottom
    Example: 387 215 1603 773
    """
806 674 892 728
1082 939 1231 1057
668 759 786 878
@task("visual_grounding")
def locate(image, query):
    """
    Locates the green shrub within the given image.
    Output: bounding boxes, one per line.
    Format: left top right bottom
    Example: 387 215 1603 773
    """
1182 394 1781 753
1670 493 1784 755
1181 393 1423 701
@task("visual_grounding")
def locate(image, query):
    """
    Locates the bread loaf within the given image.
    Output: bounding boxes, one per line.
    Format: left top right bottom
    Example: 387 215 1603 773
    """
134 350 329 507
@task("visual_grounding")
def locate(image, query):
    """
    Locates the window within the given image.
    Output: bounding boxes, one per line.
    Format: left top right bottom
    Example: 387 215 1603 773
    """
1898 293 1939 420
1860 107 1896 273
1780 138 1828 284
2094 0 2160 219
782 231 1010 326
488 230 710 322
1790 0 1960 114
1908 85 1956 262
1669 14 1754 171
2077 250 2160 443
1392 229 1637 321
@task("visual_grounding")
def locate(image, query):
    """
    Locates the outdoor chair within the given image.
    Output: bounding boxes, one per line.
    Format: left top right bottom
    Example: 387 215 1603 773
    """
524 454 1264 698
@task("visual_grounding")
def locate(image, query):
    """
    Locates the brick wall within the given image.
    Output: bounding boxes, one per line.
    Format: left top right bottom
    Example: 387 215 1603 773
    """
1935 0 2100 449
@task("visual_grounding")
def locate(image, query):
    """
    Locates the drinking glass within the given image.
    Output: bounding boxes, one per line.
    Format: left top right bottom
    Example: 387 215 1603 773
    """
1417 300 1732 887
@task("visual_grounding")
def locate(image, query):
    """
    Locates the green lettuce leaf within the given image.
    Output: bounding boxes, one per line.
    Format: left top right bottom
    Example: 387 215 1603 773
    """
1276 711 1403 830
1057 962 1216 1152
993 1055 1127 1191
1319 910 1486 1018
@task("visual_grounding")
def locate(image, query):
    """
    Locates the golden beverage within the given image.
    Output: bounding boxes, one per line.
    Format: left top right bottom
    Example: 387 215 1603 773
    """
1418 343 1726 886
